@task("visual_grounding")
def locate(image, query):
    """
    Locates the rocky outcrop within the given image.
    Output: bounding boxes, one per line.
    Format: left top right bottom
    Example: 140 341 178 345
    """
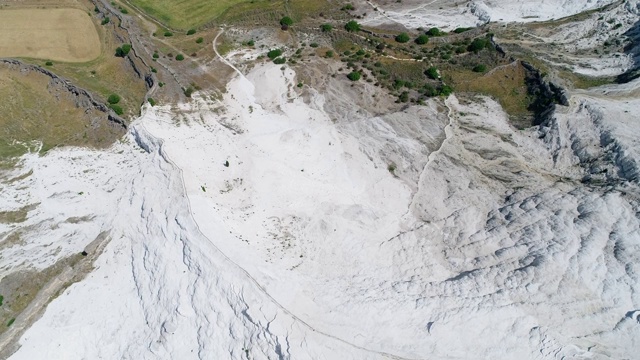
522 61 570 126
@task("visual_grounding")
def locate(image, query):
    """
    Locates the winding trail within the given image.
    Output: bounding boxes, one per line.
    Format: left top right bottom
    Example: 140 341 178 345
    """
212 29 246 78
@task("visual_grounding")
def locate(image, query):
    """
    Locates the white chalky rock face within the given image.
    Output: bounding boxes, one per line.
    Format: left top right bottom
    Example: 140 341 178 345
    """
5 0 640 356
361 0 632 30
7 59 640 359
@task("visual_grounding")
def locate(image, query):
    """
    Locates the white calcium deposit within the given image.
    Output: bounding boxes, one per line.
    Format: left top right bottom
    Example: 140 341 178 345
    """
361 0 624 29
4 1 640 357
4 58 639 359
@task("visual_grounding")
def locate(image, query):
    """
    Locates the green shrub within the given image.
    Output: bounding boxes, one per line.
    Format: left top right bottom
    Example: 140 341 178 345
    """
153 52 159 59
393 79 405 89
472 64 487 73
119 7 128 14
45 61 53 66
183 86 194 97
109 104 124 115
94 6 99 13
267 49 283 60
101 17 110 25
395 33 410 43
423 84 438 97
453 27 472 33
309 43 319 48
0 295 4 306
415 34 429 45
427 27 444 36
398 91 409 103
468 37 490 52
280 16 293 26
107 94 121 104
342 4 355 10
425 67 439 79
187 29 196 35
347 71 361 81
320 23 333 32
115 44 131 57
151 67 157 73
325 50 334 58
246 40 255 46
345 20 361 32
439 85 453 96
7 318 15 327
356 49 365 56
147 98 156 106
273 57 286 64
196 37 204 43
176 54 184 61
164 31 173 37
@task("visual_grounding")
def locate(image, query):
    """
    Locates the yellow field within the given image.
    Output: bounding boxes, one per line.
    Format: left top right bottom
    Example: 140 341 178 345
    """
0 8 101 62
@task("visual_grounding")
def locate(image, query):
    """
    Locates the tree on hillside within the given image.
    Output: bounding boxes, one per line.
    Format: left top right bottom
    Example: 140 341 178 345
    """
345 20 361 32
395 33 410 43
468 37 491 52
107 94 121 104
267 49 283 60
427 27 444 36
115 44 131 57
320 23 333 32
415 34 429 45
347 71 361 81
425 67 439 80
280 16 293 26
